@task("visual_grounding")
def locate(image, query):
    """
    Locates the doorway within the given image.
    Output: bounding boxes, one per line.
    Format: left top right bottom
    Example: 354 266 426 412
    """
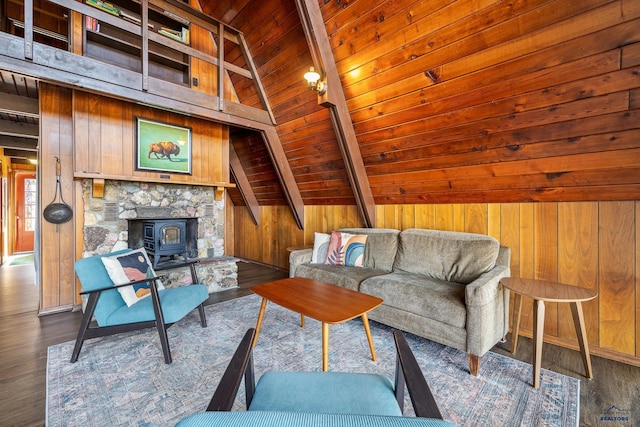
14 171 36 253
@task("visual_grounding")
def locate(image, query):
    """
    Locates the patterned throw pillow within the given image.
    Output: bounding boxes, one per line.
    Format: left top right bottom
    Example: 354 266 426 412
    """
101 248 164 307
324 231 367 267
311 232 331 264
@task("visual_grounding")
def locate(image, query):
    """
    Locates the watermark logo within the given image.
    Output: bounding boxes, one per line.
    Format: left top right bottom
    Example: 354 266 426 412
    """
600 405 630 422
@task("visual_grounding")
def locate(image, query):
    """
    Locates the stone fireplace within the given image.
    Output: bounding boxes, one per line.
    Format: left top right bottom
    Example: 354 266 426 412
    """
81 180 238 292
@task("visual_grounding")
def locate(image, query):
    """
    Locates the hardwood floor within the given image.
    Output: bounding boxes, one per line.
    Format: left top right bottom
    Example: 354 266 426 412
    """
0 259 638 426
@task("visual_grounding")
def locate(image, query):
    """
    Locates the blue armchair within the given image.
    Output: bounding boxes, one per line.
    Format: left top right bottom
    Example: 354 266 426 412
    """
176 328 454 426
71 248 209 364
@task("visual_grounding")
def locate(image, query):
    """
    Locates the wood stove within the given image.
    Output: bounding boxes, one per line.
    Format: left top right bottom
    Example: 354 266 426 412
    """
143 219 188 268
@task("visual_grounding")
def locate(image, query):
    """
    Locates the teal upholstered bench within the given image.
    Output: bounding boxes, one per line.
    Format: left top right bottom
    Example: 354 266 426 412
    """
71 248 209 364
178 411 453 426
176 329 455 426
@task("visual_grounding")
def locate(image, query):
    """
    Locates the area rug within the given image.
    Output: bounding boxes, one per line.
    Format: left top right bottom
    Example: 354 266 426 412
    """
47 294 579 426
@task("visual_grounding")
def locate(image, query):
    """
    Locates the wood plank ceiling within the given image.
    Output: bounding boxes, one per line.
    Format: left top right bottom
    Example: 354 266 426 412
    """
204 0 640 209
0 72 39 164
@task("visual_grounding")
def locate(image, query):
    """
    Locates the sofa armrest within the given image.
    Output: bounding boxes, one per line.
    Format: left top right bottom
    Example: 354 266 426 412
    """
289 249 313 278
464 246 511 307
464 246 511 356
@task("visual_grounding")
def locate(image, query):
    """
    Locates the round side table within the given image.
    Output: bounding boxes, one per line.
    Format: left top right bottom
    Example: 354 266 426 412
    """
500 277 598 388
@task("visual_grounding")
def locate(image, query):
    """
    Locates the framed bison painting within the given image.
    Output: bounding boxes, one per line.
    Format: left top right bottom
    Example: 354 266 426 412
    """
135 118 192 174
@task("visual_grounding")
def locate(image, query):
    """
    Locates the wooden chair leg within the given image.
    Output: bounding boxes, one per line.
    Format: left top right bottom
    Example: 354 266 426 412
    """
70 292 100 363
468 354 480 376
150 280 172 364
198 303 207 327
157 321 172 364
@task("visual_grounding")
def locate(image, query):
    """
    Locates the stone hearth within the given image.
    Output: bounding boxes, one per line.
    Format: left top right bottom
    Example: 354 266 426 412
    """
81 180 238 293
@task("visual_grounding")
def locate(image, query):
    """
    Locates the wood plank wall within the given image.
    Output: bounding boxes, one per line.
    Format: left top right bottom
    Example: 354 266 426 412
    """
39 83 76 314
321 0 640 205
233 201 640 366
73 92 229 185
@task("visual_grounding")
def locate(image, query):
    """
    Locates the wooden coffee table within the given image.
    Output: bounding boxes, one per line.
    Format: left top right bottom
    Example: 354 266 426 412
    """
251 277 383 371
500 277 598 388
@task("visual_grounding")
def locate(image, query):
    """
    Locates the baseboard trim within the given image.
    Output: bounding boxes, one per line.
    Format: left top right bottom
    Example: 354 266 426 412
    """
38 304 75 316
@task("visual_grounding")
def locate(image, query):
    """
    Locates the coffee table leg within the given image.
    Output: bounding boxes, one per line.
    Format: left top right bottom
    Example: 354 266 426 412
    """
253 298 268 348
362 313 376 362
301 314 305 328
322 322 329 372
533 299 545 388
511 293 523 354
570 301 593 379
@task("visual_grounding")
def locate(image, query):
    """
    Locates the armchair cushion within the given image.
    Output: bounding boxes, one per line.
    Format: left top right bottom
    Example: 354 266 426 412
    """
177 411 454 426
75 249 131 325
248 371 402 416
105 285 209 326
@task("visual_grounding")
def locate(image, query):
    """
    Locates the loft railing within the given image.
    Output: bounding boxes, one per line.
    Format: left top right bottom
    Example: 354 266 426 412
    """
0 0 275 125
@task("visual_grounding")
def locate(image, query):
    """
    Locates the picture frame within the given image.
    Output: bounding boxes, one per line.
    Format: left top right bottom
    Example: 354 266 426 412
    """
135 117 192 174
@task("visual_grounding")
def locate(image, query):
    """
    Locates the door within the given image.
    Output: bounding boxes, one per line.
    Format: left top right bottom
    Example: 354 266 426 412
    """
15 172 37 253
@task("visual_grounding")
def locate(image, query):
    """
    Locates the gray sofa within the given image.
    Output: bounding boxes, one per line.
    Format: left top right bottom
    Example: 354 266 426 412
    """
289 228 511 375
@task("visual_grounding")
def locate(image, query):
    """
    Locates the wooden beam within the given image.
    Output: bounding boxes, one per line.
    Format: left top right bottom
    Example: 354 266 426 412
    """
229 143 260 225
261 127 304 229
92 178 105 198
295 0 376 227
0 135 38 151
218 21 225 111
141 0 150 91
0 120 39 139
0 92 39 117
3 148 37 160
238 32 277 124
23 0 33 59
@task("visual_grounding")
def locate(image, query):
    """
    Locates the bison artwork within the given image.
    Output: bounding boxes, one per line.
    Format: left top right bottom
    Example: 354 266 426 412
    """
148 141 180 162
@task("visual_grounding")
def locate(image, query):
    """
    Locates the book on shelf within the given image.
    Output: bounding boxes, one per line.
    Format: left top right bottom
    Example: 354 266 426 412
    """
85 0 120 16
158 26 189 44
120 10 154 29
182 27 190 44
84 16 99 31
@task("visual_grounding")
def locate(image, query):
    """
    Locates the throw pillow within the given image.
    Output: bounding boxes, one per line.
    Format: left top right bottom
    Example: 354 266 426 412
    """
324 231 367 267
311 232 331 264
101 248 164 307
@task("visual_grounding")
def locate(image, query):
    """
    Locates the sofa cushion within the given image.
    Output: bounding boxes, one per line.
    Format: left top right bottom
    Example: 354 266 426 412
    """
311 232 331 264
361 272 467 329
394 229 499 284
339 228 400 272
325 231 367 267
294 264 387 292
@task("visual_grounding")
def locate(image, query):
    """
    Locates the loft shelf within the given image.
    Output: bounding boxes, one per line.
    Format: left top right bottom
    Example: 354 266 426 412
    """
82 0 191 86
